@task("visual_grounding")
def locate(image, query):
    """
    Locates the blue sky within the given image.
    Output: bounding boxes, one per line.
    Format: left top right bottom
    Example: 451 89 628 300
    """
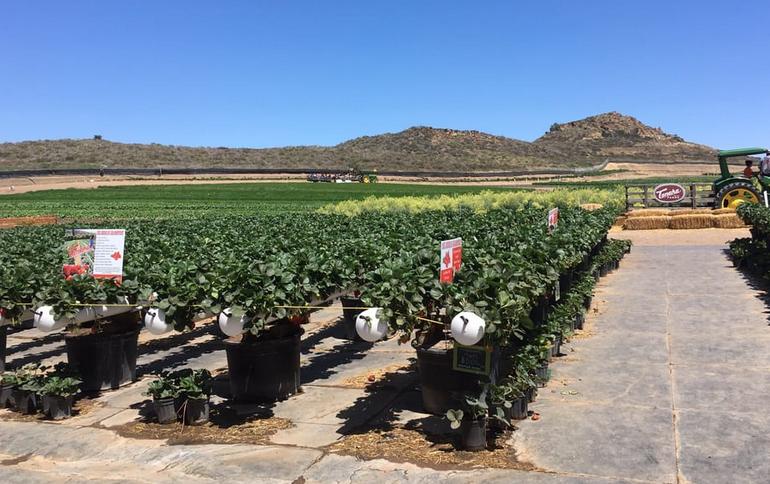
1 1 768 149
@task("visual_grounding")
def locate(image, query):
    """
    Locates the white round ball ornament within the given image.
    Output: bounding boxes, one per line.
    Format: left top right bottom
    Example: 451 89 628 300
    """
33 305 67 333
144 308 172 335
218 308 247 337
450 311 486 346
355 307 388 342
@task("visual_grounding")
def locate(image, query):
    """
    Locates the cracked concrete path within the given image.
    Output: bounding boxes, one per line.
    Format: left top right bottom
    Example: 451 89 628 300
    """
2 228 767 483
514 228 770 484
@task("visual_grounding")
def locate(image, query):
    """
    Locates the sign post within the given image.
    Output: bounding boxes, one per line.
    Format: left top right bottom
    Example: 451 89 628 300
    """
439 238 462 284
547 208 559 233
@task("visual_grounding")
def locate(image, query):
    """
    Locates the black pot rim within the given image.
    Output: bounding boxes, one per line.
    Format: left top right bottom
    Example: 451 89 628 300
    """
226 326 305 346
64 327 141 342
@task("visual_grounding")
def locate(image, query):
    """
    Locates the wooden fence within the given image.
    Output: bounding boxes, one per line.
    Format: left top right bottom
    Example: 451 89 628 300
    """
625 183 714 210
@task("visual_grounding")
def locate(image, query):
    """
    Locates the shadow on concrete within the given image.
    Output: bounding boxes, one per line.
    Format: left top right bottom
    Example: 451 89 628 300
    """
5 331 64 356
334 360 418 436
724 248 770 326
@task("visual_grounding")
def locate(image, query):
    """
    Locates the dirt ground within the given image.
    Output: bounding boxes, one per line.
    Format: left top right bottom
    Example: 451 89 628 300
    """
0 161 734 195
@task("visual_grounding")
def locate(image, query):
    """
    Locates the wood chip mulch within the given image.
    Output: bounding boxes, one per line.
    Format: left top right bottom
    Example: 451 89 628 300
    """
327 425 541 471
109 413 293 445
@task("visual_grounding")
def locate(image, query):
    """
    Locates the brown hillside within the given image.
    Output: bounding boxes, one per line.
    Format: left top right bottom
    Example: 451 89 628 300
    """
534 112 716 162
0 112 717 172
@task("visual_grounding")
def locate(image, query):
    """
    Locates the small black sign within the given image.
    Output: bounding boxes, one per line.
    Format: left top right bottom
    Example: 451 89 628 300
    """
452 344 492 375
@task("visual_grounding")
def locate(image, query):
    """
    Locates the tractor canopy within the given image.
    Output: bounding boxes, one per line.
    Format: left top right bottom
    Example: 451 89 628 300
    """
716 147 769 183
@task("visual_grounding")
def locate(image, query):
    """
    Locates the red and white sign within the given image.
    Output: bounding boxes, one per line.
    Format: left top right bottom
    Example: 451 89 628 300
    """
92 229 126 282
440 238 462 284
654 184 686 203
547 208 559 232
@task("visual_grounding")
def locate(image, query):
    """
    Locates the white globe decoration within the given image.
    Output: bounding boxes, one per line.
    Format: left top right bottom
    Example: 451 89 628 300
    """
218 308 247 337
450 311 486 346
144 308 172 335
355 308 388 342
33 305 67 333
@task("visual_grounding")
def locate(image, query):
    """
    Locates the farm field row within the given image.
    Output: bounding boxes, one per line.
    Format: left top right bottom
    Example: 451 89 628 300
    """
0 182 520 219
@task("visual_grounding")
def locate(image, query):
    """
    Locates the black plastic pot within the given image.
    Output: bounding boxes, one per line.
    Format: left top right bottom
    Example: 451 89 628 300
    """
416 346 478 415
181 397 209 425
225 327 303 403
583 296 593 310
527 386 537 403
0 383 15 408
460 417 487 451
12 389 37 414
575 312 585 330
600 264 609 277
0 325 6 374
530 297 549 327
65 328 140 393
43 395 74 420
535 362 549 388
559 270 573 294
153 397 177 424
340 296 364 341
511 396 528 420
550 336 561 358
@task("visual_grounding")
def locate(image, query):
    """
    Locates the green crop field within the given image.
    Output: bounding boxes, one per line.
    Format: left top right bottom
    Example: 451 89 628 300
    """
0 182 521 220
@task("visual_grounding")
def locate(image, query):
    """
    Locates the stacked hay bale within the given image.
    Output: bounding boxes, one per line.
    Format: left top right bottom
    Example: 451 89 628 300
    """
622 208 746 230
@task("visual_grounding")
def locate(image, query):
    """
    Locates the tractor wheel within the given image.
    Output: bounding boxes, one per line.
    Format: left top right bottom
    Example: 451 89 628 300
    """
715 181 760 209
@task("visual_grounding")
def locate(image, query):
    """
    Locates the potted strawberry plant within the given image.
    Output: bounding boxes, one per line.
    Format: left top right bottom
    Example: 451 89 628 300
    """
10 363 45 414
446 385 490 451
144 372 179 424
176 368 212 425
40 374 81 420
1 370 16 408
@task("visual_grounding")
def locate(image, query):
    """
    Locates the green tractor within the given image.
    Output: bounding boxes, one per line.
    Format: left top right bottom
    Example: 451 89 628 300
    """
713 147 769 209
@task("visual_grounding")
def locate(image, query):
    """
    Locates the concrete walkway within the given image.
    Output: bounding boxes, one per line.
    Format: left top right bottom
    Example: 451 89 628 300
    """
514 228 770 484
1 228 768 483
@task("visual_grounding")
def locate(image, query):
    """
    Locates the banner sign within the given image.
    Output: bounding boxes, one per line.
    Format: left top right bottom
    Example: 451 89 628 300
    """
547 208 559 232
440 238 463 284
654 184 686 203
64 229 125 282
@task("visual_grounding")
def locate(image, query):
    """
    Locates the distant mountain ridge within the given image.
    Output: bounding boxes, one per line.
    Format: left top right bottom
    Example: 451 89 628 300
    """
0 112 717 172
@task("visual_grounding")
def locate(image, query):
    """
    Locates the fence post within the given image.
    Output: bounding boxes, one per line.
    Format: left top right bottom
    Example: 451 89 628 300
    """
690 184 697 209
625 185 629 210
643 186 649 208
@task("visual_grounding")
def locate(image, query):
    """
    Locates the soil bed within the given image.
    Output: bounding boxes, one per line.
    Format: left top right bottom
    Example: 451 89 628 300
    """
109 409 293 445
0 397 101 422
327 425 541 471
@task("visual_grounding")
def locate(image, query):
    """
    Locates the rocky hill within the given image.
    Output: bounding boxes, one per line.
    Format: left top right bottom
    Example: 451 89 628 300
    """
0 112 717 172
534 112 716 162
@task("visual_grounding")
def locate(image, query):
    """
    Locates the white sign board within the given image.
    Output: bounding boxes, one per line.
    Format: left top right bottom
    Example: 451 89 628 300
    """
92 229 126 282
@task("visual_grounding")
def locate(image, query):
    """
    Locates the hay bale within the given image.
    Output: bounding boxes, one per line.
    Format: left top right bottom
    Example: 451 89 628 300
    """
624 216 671 230
713 208 737 215
712 213 746 229
626 209 671 218
671 208 713 216
669 214 714 229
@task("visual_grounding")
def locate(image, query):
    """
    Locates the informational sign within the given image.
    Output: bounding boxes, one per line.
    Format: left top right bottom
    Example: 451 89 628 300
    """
654 184 686 203
452 343 492 375
63 229 125 282
93 229 126 282
439 238 463 284
547 207 559 232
